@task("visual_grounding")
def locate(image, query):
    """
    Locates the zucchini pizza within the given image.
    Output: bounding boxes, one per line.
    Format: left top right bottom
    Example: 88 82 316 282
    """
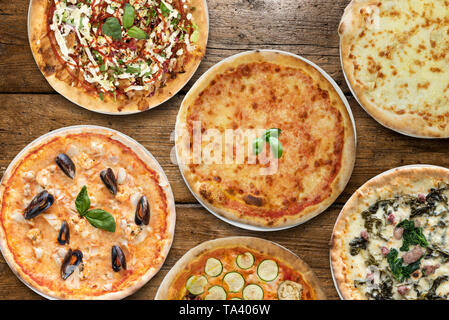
331 165 449 300
155 237 326 300
340 0 449 137
176 50 356 229
29 0 208 114
0 126 175 299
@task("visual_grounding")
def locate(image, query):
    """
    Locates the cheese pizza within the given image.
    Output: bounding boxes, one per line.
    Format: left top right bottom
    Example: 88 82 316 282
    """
340 0 449 137
155 237 326 300
331 165 449 300
176 50 356 229
28 0 208 114
0 126 175 299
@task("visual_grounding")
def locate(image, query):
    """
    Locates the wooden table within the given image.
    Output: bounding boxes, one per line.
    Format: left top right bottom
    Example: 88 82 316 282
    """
0 0 447 300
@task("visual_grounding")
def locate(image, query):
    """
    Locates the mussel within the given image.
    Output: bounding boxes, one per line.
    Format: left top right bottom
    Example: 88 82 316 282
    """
111 245 126 272
24 190 54 219
57 220 70 245
61 249 83 280
100 168 117 195
55 153 76 179
135 195 150 225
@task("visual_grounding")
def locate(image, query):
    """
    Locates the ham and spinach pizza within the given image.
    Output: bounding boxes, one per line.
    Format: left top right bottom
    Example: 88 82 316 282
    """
0 126 176 299
331 166 449 300
28 0 208 114
340 0 449 137
176 50 356 229
155 237 326 300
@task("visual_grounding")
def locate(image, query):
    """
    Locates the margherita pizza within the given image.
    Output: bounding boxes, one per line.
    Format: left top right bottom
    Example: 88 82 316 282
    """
29 0 208 114
331 165 449 300
155 237 326 300
175 50 356 229
340 0 449 137
0 126 176 299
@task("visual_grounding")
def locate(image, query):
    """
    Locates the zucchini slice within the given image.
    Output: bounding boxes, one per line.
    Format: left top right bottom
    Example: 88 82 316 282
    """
205 285 227 300
205 257 223 277
236 252 254 269
257 259 278 282
223 272 245 292
186 275 208 295
242 284 264 300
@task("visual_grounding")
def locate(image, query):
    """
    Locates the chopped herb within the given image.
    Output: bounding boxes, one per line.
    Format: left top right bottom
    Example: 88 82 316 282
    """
100 64 106 72
126 66 141 74
99 92 104 101
160 1 170 17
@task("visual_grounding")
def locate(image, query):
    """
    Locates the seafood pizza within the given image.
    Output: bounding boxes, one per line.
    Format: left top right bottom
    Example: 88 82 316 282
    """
176 50 356 229
0 126 175 299
331 166 449 300
155 237 326 300
28 0 208 114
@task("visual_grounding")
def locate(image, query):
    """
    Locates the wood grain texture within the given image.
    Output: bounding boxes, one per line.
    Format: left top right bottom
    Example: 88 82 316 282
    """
0 0 448 300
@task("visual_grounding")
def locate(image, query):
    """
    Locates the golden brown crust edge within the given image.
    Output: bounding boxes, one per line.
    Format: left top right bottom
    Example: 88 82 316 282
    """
339 0 449 138
28 0 208 114
330 165 449 300
155 236 327 300
0 126 176 299
176 50 356 229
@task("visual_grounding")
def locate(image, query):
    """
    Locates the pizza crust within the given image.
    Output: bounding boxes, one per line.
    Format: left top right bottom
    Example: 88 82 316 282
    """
0 126 176 299
28 0 208 114
330 165 449 300
155 236 326 300
176 50 356 229
339 0 449 138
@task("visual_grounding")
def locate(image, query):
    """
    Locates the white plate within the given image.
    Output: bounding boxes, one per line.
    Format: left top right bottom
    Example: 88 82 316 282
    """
27 0 209 115
0 125 176 299
329 164 448 300
175 49 357 232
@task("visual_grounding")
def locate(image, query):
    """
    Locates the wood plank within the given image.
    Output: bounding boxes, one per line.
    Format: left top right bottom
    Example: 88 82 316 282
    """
0 203 342 300
2 93 449 205
0 0 350 93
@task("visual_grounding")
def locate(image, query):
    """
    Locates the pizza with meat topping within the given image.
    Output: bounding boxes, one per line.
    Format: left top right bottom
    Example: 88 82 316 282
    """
0 126 176 299
340 0 449 137
155 237 326 300
28 0 208 114
331 165 449 300
176 50 356 229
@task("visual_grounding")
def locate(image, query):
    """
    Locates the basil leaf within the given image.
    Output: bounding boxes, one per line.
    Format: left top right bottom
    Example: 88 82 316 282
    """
102 17 122 40
127 26 148 39
75 186 90 216
263 128 281 141
269 136 283 158
84 209 116 232
123 3 135 29
252 137 265 156
160 1 170 17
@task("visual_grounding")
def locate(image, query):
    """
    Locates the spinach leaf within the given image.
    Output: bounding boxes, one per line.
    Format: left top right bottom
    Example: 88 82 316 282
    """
425 276 449 300
123 3 135 29
84 209 116 232
397 219 428 251
75 186 90 215
102 17 122 40
387 248 421 282
349 237 367 256
127 26 148 39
